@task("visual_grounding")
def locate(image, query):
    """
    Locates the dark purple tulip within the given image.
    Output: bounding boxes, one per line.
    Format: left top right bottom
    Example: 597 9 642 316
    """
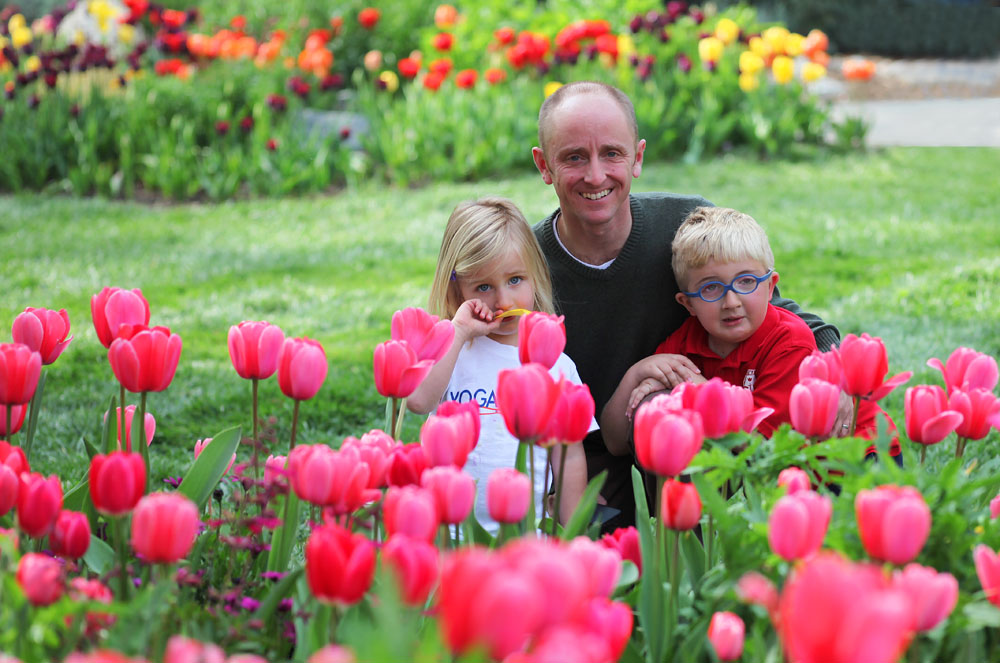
677 53 692 73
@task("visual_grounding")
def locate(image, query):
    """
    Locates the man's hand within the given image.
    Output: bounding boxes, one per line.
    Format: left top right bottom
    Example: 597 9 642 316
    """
833 392 855 437
627 377 667 419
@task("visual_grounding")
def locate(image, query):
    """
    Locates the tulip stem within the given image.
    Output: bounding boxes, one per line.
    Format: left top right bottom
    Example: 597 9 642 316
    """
4 407 10 450
706 515 714 567
290 400 300 451
22 372 44 460
138 391 150 488
389 398 400 440
252 378 260 482
921 445 927 465
528 441 537 535
553 444 568 538
956 436 967 458
120 383 127 449
849 396 861 437
113 516 130 602
668 530 682 650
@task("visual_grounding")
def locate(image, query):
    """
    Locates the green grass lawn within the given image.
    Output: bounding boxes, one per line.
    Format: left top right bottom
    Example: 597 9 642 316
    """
2 146 998 485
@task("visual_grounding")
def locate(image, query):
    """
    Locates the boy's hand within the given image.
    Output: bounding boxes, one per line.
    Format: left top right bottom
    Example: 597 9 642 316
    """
627 377 667 419
634 353 702 390
452 299 501 340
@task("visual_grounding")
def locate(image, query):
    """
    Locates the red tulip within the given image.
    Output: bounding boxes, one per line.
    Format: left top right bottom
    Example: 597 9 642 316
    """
856 485 931 564
661 479 701 530
12 307 73 365
421 466 475 525
432 32 454 52
789 377 840 438
974 544 1000 607
383 485 438 542
193 437 235 476
567 537 621 598
131 492 200 563
600 526 642 575
373 340 433 399
836 333 912 401
496 363 561 442
381 534 439 606
67 577 115 636
768 489 831 561
0 343 41 405
0 440 28 474
108 326 183 393
391 307 454 362
305 523 375 604
17 473 62 537
927 346 999 395
777 467 811 493
893 563 958 631
288 444 373 514
798 349 842 384
707 611 745 662
543 380 594 445
0 404 26 436
633 399 703 477
340 429 396 489
904 384 963 445
357 7 380 29
779 552 912 663
227 320 285 380
454 69 477 89
91 287 150 348
420 405 477 468
502 538 589 631
277 337 328 400
49 510 91 559
438 548 500 656
0 464 18 516
487 468 531 524
949 388 1000 440
105 405 155 452
386 442 429 487
17 552 64 606
517 312 566 370
90 452 146 516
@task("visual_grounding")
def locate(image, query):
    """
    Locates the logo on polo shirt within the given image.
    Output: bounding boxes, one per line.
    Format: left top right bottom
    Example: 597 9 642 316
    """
743 369 756 392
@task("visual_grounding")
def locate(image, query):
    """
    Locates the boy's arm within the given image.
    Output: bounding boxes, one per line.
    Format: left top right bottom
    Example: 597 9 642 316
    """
551 443 587 524
771 287 840 352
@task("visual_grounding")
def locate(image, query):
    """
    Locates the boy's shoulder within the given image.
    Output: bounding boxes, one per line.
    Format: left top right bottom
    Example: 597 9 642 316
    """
768 304 817 345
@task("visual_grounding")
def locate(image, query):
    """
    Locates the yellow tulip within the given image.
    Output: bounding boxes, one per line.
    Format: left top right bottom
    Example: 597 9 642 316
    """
762 26 789 55
698 36 724 64
772 55 794 84
378 70 399 93
802 61 826 83
785 33 805 57
544 81 562 98
8 14 26 31
618 34 636 59
714 18 740 45
11 25 32 49
0 35 7 49
739 50 764 75
738 73 759 92
25 55 41 72
118 23 135 46
749 36 773 60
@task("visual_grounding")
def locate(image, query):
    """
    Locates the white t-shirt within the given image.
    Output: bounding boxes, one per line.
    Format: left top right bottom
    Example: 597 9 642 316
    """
440 336 598 533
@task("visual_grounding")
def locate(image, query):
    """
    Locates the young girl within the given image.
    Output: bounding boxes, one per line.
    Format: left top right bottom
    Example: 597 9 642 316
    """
407 197 592 533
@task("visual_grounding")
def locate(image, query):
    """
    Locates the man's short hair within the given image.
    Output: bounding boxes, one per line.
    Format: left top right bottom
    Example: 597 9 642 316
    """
537 81 639 154
671 207 775 291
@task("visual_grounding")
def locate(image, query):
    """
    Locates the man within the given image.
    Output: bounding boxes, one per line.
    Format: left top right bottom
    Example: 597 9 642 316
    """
531 81 845 529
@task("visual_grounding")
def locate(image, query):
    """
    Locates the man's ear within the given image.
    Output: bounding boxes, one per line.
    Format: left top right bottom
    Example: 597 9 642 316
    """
532 146 553 185
675 291 697 316
632 138 646 179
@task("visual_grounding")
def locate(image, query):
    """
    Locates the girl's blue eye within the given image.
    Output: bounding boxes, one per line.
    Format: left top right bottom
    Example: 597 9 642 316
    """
509 276 522 285
476 284 491 292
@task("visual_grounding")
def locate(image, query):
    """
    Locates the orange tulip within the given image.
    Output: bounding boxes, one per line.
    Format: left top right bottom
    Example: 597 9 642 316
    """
843 58 876 81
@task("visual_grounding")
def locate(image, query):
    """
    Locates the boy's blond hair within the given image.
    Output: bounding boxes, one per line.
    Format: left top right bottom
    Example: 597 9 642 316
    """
428 197 555 319
671 206 775 290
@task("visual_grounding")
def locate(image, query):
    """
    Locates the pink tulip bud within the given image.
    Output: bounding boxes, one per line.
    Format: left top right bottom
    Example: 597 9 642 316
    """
856 485 931 564
517 312 566 369
736 571 778 615
49 509 91 559
278 337 328 401
194 437 236 476
227 321 285 380
671 378 772 438
577 597 633 661
383 485 439 542
949 388 1000 441
104 405 155 452
0 464 17 517
89 451 146 516
12 307 73 365
990 494 1000 520
0 343 41 406
16 553 64 606
707 611 745 661
0 404 27 436
893 563 958 631
790 377 840 438
17 473 62 537
487 468 531 524
974 544 1000 607
340 430 396 489
164 635 225 663
600 526 642 575
421 466 475 525
91 287 150 349
288 444 372 514
372 339 433 399
496 363 561 442
634 399 703 477
836 333 912 401
904 384 963 445
567 537 622 598
131 492 200 563
768 490 831 561
381 534 439 606
108 326 183 393
264 454 289 488
543 380 595 445
661 479 702 531
391 307 455 362
421 406 478 469
927 346 999 395
305 523 376 605
798 349 842 385
307 645 357 663
0 441 28 475
777 467 812 493
386 442 428 487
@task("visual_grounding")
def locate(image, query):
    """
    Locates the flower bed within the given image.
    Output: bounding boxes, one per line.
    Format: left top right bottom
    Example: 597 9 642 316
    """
0 1 861 199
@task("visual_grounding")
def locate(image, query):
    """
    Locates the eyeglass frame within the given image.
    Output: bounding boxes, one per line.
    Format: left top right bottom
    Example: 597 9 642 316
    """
681 270 774 303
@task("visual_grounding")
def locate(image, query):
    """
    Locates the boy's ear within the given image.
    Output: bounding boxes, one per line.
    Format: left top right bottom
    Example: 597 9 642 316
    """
768 270 780 297
675 291 697 316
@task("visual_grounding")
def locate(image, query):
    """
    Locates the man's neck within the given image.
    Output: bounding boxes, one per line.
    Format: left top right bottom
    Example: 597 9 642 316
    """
555 206 633 266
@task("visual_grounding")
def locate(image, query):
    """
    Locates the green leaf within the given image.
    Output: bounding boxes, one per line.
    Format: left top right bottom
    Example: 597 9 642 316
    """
632 466 664 663
178 425 241 509
680 530 706 586
267 491 302 573
963 601 1000 628
616 560 640 591
63 475 91 512
561 470 607 540
256 568 304 623
102 394 118 454
23 371 45 459
464 509 494 547
83 534 115 575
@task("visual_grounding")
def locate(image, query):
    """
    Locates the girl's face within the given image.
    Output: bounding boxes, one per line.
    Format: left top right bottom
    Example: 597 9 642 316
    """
456 247 535 345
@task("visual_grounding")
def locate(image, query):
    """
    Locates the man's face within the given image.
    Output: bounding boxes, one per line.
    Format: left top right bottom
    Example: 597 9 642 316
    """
532 92 645 234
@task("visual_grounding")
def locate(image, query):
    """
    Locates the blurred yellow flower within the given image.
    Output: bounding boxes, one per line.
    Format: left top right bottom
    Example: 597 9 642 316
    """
739 50 764 75
618 34 636 59
749 36 773 60
802 61 826 82
364 49 382 72
738 73 759 92
544 81 562 98
762 26 789 55
379 70 399 92
8 14 26 31
772 55 794 84
11 25 32 49
785 33 805 57
25 55 41 72
119 23 135 46
698 36 724 63
714 18 740 45
89 0 120 32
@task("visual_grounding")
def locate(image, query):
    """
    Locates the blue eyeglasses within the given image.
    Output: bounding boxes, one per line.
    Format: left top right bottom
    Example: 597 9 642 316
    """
683 270 773 303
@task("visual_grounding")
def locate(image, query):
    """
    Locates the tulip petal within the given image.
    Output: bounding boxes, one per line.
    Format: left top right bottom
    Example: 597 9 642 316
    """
870 371 914 402
919 410 964 445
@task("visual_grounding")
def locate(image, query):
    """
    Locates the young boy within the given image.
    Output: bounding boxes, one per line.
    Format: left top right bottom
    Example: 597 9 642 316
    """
601 206 818 453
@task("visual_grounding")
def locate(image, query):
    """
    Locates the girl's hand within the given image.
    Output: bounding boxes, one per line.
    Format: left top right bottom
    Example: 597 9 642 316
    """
452 299 501 340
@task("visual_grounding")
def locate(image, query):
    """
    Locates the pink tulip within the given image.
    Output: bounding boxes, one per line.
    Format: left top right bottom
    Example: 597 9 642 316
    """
12 307 73 365
567 537 621 598
707 611 745 662
777 467 812 494
904 385 963 445
949 388 1000 440
798 349 842 384
0 441 28 474
288 444 373 514
421 404 478 468
131 492 200 563
277 337 328 400
67 577 115 637
661 479 702 530
517 312 566 370
496 363 561 442
108 326 183 393
671 379 772 438
736 571 778 616
437 400 480 448
383 485 438 542
577 597 633 661
789 378 840 438
89 451 146 516
91 287 150 348
194 437 236 476
528 625 612 663
633 398 703 477
386 442 428 487
974 544 1000 607
305 523 376 605
17 473 62 537
0 404 26 436
373 339 433 399
227 321 285 380
164 635 226 663
16 552 64 606
0 464 17 516
836 333 912 401
543 380 595 445
991 494 1000 520
856 485 931 564
768 490 831 561
307 646 356 663
49 509 91 559
421 466 475 525
893 563 958 631
927 346 999 395
0 343 41 405
381 534 439 606
340 429 396 489
391 307 455 362
600 526 642 575
501 538 590 633
487 467 531 524
105 405 155 452
264 454 289 488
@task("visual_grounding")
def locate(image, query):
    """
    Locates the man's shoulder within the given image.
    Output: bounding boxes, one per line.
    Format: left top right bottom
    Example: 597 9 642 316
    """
632 191 714 213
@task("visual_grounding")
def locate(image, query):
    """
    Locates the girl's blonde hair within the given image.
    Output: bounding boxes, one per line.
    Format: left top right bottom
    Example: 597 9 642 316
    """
671 206 775 290
429 197 555 319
